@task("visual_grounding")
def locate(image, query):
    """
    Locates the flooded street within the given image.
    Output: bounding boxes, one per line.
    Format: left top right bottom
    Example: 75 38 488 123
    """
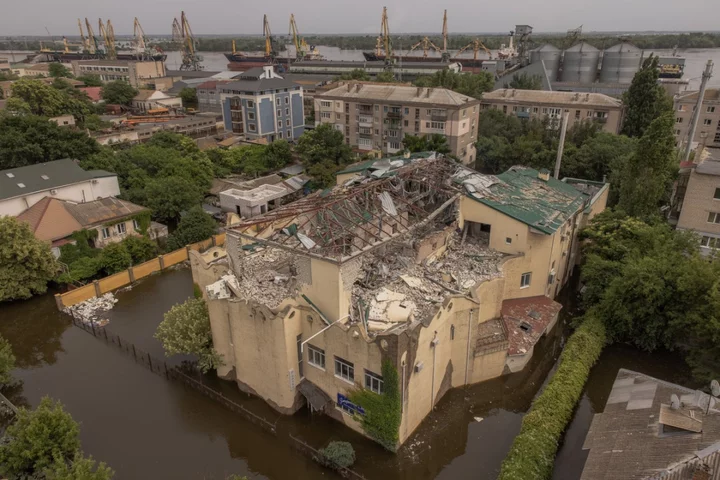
0 268 695 479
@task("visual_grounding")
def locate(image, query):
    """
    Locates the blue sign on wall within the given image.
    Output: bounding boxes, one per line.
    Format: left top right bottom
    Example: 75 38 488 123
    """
337 393 365 416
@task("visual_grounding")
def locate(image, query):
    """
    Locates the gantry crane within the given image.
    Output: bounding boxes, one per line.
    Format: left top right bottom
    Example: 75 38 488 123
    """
374 6 393 65
263 14 277 59
457 38 493 60
174 11 203 70
289 14 321 60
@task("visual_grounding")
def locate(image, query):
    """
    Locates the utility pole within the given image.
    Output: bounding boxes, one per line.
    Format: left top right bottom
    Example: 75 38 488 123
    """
554 111 570 179
683 60 714 164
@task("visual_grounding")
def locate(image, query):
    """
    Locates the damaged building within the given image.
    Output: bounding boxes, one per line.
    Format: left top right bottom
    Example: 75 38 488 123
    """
189 153 609 447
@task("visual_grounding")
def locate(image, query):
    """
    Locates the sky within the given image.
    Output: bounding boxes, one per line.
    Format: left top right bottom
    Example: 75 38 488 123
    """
1 0 718 36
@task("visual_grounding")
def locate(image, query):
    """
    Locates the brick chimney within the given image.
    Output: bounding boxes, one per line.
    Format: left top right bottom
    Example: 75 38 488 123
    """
538 169 550 181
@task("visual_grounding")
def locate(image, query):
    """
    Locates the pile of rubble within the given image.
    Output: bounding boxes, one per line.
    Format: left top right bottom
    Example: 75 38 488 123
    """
64 293 117 325
234 247 299 308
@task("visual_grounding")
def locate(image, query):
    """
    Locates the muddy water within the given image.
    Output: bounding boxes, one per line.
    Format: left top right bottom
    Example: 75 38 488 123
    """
0 269 693 479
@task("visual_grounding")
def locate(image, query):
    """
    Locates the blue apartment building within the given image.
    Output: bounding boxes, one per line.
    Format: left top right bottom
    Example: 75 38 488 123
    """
219 66 305 142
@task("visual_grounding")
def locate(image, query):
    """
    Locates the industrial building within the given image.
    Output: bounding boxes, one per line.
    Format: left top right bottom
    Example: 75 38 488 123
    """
288 60 465 81
674 88 720 149
70 59 167 88
189 153 608 447
480 89 623 134
218 66 305 142
314 82 480 164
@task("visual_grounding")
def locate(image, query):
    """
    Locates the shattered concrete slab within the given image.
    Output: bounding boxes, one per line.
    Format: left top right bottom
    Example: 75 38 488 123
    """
64 292 118 325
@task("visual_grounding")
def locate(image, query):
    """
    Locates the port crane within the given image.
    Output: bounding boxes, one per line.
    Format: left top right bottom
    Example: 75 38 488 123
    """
263 14 278 59
409 37 442 58
174 11 203 70
457 38 493 60
133 18 147 58
98 19 116 59
77 19 93 54
289 14 321 60
374 6 393 65
85 18 100 56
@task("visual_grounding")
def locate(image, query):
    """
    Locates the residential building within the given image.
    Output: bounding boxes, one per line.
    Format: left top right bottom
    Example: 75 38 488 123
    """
17 196 166 257
581 369 720 480
314 82 480 165
196 80 230 114
79 86 103 103
93 115 219 145
0 57 9 72
674 88 720 149
0 159 120 217
49 115 75 127
132 90 182 113
219 66 305 142
218 175 308 218
670 147 720 255
189 153 608 447
480 89 624 134
70 60 166 88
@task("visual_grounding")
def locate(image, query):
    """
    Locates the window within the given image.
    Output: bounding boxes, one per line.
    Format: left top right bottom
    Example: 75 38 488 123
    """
247 100 254 108
542 107 548 114
389 141 401 149
277 109 281 117
512 106 518 112
133 219 140 230
426 109 432 115
285 97 289 105
286 119 291 127
430 121 445 130
701 236 720 249
676 117 683 123
248 124 256 132
678 104 686 112
375 105 379 112
278 131 283 139
404 120 409 127
296 334 303 377
708 106 716 113
505 237 512 244
248 112 255 120
285 108 289 115
101 227 110 239
675 129 681 135
116 223 126 235
715 188 720 200
335 357 354 383
575 110 581 119
503 105 507 113
404 108 409 114
320 101 331 108
276 98 281 106
364 370 384 394
704 119 713 126
287 130 292 139
709 212 720 224
520 272 531 288
277 120 282 128
335 113 340 120
321 112 331 119
463 109 467 117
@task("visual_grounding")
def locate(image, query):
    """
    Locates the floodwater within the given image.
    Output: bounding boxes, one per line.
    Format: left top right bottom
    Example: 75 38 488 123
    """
0 268 695 480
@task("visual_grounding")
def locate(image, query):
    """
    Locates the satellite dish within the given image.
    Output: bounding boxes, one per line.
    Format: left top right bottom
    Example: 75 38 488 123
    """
670 394 681 410
711 380 720 397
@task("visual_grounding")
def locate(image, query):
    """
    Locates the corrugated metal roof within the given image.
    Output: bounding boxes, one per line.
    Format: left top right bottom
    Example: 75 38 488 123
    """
64 197 147 227
0 159 105 201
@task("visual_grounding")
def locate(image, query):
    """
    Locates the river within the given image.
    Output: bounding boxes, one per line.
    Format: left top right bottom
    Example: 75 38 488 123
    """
0 268 693 479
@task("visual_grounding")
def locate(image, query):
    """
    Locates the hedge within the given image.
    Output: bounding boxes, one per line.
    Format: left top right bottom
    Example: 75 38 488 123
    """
498 313 606 480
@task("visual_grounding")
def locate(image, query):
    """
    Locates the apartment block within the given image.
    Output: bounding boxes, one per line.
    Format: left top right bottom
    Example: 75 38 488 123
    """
218 66 305 142
71 60 166 88
674 88 720 149
314 82 480 165
480 89 623 134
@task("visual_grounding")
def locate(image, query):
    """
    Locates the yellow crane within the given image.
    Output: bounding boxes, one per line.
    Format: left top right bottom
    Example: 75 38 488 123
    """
374 6 393 62
176 11 203 70
409 37 442 58
133 17 148 58
289 14 302 58
77 19 90 54
85 18 99 55
457 38 492 60
98 19 116 59
263 14 276 58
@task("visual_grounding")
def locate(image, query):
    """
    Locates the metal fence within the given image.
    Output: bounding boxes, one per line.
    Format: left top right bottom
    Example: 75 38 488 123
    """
289 434 368 480
69 312 278 435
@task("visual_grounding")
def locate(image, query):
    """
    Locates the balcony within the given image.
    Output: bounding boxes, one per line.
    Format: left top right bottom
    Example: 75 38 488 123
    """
431 114 448 122
358 115 373 127
358 105 373 115
387 110 403 119
516 111 530 119
358 131 373 139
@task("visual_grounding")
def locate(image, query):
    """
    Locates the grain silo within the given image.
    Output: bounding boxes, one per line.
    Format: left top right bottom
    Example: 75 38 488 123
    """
560 42 600 83
599 42 643 84
530 44 562 81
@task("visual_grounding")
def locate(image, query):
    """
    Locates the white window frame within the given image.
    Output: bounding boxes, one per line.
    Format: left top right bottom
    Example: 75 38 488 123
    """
101 227 110 239
133 219 140 230
320 100 331 108
520 272 532 288
707 106 715 113
704 118 713 126
708 212 720 224
308 345 325 370
701 236 720 249
247 100 254 108
364 370 383 394
334 356 354 383
116 223 126 235
248 111 255 121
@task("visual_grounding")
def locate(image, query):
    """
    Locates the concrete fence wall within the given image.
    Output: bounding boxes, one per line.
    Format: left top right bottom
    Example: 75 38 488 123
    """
55 234 226 310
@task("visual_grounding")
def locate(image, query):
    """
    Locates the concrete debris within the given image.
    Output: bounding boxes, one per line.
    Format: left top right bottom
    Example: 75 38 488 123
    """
474 416 484 422
296 232 316 249
234 247 299 309
64 292 117 325
207 277 232 300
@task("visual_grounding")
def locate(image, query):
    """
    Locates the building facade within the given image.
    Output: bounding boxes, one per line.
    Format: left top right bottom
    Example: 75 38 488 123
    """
190 154 608 448
674 88 720 149
0 159 120 217
196 80 230 114
314 83 480 165
480 89 624 134
131 90 183 113
71 60 166 88
219 66 305 142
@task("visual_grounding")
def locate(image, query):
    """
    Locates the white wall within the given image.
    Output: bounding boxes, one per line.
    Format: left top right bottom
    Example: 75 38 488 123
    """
0 177 120 217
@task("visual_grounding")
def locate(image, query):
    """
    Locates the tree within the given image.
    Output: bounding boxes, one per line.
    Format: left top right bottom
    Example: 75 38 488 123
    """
0 397 81 478
375 71 396 83
402 133 450 154
0 216 57 302
506 72 543 90
621 55 673 138
122 235 158 264
179 87 197 107
155 298 222 373
264 140 293 170
414 70 494 99
0 115 99 169
560 132 636 183
99 242 132 275
100 81 138 105
618 113 677 217
81 114 112 132
0 335 16 385
337 69 370 81
8 78 92 121
48 63 73 78
143 176 205 224
44 452 114 480
166 207 217 251
76 74 103 87
296 123 351 166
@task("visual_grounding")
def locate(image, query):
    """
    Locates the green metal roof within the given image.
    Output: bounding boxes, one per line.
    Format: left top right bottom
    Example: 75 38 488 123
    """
461 167 591 235
336 152 436 175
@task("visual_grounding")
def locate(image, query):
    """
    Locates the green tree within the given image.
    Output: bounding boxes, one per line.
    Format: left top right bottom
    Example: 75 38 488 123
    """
143 176 205 224
100 81 138 105
296 124 352 187
0 216 57 302
155 298 222 373
179 87 198 107
0 115 100 169
99 242 132 275
48 63 74 78
166 206 217 251
506 72 543 90
318 441 356 469
621 55 673 138
414 70 494 99
402 133 450 154
0 335 16 385
618 113 677 217
44 452 114 480
122 235 158 263
337 69 370 81
264 140 293 170
9 78 92 121
560 132 636 182
0 397 81 478
76 74 103 87
375 71 396 83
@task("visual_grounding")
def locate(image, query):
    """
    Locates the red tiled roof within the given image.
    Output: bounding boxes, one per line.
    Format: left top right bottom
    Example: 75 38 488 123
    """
79 87 102 102
502 295 562 356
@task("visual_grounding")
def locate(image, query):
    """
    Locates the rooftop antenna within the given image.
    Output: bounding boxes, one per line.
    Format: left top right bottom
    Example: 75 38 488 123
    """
670 393 681 410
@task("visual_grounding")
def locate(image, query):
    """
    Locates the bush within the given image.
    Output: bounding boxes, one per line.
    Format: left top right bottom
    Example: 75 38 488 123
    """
318 441 355 469
498 313 606 480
